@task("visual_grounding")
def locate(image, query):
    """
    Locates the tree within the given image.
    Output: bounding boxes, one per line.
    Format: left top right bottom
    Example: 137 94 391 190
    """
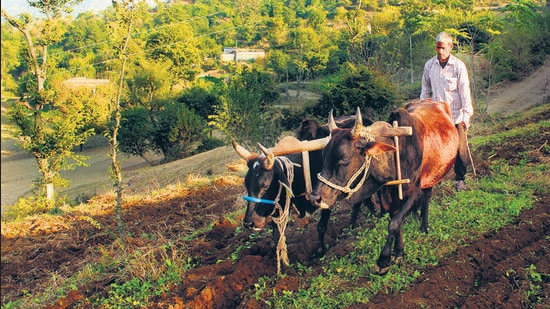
57 11 111 78
1 0 86 202
209 68 281 148
126 58 172 110
109 0 136 230
145 23 202 90
177 85 219 121
309 65 403 121
8 80 97 195
152 102 206 161
287 26 328 90
119 106 155 164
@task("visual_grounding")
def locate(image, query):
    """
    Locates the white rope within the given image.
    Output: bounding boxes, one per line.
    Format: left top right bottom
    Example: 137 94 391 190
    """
271 156 296 274
317 156 372 199
316 128 376 200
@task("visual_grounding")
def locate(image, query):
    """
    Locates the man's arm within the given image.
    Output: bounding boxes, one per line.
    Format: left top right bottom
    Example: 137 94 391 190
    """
420 60 432 100
457 63 474 128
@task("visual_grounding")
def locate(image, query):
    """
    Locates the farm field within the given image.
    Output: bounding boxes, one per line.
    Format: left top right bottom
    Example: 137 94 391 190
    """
1 60 549 307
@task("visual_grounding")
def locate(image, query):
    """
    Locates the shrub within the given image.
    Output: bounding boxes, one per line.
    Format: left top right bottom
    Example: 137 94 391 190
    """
305 65 404 120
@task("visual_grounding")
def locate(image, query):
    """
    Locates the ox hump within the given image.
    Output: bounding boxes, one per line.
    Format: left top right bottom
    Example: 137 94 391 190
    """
406 99 459 188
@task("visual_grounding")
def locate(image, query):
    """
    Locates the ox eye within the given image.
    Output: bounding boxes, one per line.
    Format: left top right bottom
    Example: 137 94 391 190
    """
338 156 350 166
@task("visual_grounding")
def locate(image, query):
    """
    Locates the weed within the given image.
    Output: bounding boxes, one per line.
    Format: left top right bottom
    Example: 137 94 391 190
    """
524 264 546 305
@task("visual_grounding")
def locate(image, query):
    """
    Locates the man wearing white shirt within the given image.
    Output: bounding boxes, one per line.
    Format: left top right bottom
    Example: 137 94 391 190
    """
420 32 474 191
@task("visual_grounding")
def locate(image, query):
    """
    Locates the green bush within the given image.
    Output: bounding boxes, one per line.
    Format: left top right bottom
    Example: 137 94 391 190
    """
153 102 206 161
306 65 404 121
119 106 155 159
196 136 226 153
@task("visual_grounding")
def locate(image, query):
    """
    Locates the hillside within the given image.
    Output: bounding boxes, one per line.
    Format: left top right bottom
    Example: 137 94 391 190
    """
1 103 548 308
2 56 549 209
1 59 549 308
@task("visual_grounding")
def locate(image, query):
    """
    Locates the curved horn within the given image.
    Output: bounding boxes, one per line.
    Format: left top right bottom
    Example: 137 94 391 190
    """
328 109 338 132
351 107 363 138
232 140 253 161
258 143 275 170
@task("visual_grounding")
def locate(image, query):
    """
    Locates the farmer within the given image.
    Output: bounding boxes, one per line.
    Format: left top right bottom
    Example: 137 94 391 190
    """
420 31 474 191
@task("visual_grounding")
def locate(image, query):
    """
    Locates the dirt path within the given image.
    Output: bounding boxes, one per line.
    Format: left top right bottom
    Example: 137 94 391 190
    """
0 135 152 209
1 58 549 210
485 56 550 114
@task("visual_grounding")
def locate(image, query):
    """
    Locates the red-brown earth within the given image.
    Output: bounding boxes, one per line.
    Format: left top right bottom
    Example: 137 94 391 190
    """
1 125 548 308
1 60 549 308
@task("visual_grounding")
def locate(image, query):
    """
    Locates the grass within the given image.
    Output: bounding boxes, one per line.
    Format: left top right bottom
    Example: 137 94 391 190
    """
1 104 549 308
266 170 537 307
250 105 550 308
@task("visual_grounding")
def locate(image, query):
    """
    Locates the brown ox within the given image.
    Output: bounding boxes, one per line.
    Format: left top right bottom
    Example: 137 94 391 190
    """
310 99 459 274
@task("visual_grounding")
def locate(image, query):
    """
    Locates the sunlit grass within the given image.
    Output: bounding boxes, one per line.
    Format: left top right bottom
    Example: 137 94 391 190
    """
262 107 550 308
2 104 548 308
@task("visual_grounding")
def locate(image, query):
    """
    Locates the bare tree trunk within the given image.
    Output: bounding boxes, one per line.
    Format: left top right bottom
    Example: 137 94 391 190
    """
111 0 136 233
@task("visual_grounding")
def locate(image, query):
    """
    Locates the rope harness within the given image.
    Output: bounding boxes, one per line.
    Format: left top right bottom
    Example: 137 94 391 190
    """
270 156 297 275
316 129 376 202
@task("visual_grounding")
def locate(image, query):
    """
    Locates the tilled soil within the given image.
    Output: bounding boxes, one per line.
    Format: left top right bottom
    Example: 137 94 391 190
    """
2 60 549 308
1 160 548 308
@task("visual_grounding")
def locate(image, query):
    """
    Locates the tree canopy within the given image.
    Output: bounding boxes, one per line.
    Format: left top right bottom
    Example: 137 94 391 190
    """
2 0 549 202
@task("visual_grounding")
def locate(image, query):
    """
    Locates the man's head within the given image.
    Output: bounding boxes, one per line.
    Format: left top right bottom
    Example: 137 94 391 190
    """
435 32 453 62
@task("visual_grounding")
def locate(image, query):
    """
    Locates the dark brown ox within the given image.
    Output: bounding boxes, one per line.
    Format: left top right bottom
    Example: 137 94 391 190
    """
311 99 459 274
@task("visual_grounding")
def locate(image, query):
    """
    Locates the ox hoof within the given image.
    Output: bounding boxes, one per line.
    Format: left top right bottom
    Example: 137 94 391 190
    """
391 255 403 265
373 264 391 276
312 247 326 259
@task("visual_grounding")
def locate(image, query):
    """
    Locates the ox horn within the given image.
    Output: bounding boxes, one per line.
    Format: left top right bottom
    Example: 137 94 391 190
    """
328 109 338 132
232 140 254 161
351 107 363 138
258 143 275 170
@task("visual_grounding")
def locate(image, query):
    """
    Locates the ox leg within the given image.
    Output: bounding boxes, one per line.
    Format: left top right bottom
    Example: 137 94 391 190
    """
392 226 404 263
367 194 383 216
419 188 433 233
350 201 362 228
375 199 415 275
353 196 381 229
315 208 331 257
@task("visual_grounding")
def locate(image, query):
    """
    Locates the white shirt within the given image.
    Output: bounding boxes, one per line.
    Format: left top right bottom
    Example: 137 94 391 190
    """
420 54 474 127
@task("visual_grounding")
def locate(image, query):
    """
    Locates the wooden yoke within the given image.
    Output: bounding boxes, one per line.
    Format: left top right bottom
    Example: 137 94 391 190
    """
375 121 412 200
375 125 413 138
269 136 330 156
267 122 413 200
301 151 312 198
393 121 405 199
269 136 329 200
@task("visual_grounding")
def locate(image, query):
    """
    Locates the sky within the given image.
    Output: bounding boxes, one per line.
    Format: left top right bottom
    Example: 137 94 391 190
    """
2 0 148 17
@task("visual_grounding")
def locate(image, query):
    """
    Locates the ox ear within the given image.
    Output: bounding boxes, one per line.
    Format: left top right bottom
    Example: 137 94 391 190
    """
365 142 396 157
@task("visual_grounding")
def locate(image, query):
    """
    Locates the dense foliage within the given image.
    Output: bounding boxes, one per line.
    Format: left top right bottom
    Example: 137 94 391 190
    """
308 64 403 120
1 0 549 200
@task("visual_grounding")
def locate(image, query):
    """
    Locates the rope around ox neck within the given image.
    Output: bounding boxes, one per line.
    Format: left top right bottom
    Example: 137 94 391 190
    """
317 155 372 200
317 128 376 201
